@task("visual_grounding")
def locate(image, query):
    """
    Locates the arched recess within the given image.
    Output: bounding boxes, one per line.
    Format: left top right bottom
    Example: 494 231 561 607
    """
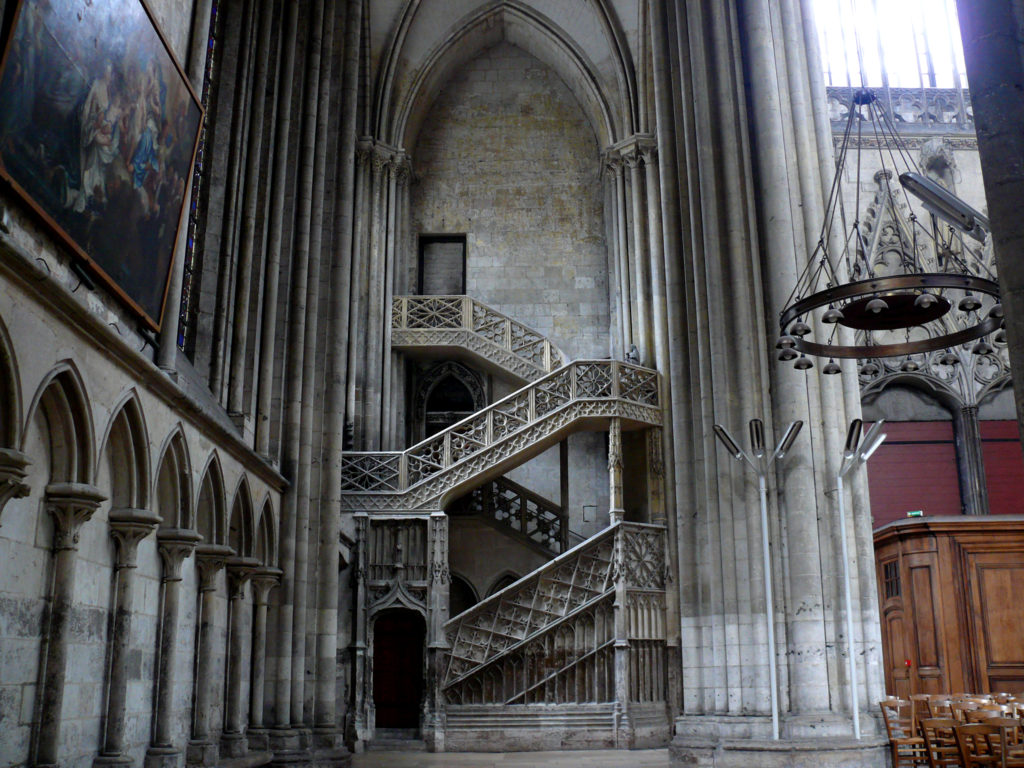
390 2 620 153
0 315 22 448
196 453 226 546
154 427 192 529
24 362 94 483
449 572 479 618
97 390 150 510
413 361 485 441
227 475 255 558
487 570 520 598
370 608 426 730
254 495 277 566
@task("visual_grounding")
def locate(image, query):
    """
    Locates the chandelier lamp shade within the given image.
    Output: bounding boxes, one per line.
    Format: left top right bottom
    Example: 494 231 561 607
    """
777 89 1003 371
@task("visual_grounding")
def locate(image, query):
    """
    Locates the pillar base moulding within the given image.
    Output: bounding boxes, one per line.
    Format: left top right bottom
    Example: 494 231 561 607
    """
0 446 30 521
92 754 133 768
669 736 888 768
219 733 248 759
185 739 218 767
144 746 182 768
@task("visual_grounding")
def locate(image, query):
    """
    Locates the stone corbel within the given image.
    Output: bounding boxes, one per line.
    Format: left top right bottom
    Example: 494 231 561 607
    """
45 482 106 550
225 555 261 599
250 565 282 605
0 447 31 523
195 543 235 590
108 508 161 567
156 528 203 580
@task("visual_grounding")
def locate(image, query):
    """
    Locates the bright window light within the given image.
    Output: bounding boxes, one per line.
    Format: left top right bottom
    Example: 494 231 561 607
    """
812 0 968 89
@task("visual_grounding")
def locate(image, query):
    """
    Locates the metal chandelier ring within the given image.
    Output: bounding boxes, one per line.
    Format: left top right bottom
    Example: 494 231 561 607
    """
779 274 1002 359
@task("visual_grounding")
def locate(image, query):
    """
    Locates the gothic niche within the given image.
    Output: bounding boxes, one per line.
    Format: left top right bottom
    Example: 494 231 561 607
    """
412 361 486 442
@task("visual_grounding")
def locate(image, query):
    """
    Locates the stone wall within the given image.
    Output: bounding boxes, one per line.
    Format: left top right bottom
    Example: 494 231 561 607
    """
410 41 610 362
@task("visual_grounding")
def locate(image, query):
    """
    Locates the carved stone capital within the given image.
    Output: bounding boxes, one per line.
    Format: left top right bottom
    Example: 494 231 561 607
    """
603 154 622 175
394 158 412 188
156 528 202 581
225 556 261 600
639 142 658 166
108 508 161 568
250 566 282 606
194 543 235 591
0 447 31 522
45 482 106 551
621 147 642 170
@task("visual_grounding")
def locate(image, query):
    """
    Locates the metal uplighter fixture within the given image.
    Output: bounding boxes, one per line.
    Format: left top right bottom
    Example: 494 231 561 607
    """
835 418 886 740
713 418 803 741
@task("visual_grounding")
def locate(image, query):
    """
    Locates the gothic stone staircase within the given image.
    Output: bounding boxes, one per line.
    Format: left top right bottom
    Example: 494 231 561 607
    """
344 296 668 750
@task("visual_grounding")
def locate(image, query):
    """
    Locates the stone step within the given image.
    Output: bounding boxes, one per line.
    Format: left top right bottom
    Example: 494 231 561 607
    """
368 729 426 752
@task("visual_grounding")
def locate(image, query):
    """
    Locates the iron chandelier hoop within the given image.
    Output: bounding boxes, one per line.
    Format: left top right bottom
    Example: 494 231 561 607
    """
780 273 1001 359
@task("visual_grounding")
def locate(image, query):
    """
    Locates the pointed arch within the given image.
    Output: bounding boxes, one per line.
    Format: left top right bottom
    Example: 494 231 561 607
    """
0 314 22 448
154 425 192 529
196 452 226 545
254 494 277 566
227 474 255 558
391 2 618 152
24 361 94 484
97 389 151 509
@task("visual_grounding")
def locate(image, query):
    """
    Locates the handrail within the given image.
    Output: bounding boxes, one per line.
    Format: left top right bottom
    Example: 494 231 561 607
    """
340 360 660 506
461 475 567 554
392 295 566 376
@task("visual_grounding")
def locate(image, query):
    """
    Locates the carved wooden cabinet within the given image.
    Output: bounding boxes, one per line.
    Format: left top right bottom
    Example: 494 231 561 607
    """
874 515 1024 697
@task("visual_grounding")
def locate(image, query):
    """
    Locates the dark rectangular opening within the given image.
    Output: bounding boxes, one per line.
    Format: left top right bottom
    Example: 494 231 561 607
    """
418 234 466 295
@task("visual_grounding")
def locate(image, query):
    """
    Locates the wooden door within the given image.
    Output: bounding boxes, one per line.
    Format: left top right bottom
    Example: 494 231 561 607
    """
964 551 1024 694
372 609 426 729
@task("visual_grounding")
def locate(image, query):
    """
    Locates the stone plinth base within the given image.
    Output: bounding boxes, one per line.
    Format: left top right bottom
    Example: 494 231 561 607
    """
144 746 182 768
221 733 249 758
93 753 133 768
670 735 888 768
185 739 218 767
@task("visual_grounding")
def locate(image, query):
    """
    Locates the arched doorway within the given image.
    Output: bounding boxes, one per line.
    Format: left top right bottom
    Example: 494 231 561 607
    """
372 609 426 731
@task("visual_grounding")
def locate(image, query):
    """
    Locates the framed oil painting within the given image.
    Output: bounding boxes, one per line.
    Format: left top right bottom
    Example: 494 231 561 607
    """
0 0 203 331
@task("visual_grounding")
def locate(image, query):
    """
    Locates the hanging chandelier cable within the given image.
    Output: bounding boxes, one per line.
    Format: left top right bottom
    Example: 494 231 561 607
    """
776 88 1003 366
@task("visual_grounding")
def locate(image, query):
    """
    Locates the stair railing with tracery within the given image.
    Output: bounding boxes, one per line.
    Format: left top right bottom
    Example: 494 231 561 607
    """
442 522 668 727
340 360 660 512
392 295 566 382
451 475 569 555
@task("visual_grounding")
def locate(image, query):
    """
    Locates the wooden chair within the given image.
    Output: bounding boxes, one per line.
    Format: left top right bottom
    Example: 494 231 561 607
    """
967 706 1008 723
954 700 984 722
929 698 957 719
882 698 930 767
955 722 1024 767
920 717 964 768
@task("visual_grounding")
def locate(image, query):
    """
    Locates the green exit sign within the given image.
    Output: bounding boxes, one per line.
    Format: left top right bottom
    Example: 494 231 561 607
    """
907 510 924 518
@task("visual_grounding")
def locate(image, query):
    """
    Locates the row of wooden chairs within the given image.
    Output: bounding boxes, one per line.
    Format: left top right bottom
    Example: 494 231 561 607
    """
881 697 1024 767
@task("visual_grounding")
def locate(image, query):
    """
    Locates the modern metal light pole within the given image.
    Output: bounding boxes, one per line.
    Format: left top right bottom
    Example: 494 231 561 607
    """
713 418 803 742
835 418 887 740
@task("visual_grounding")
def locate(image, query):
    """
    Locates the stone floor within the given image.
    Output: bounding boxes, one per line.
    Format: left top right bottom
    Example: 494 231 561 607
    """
352 748 670 767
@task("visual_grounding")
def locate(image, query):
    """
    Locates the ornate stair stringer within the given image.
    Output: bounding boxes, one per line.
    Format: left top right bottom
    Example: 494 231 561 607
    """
340 360 661 512
392 295 566 383
439 522 669 750
452 474 570 556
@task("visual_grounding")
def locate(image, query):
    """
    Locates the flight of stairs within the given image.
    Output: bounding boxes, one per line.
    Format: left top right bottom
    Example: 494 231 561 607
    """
347 296 669 750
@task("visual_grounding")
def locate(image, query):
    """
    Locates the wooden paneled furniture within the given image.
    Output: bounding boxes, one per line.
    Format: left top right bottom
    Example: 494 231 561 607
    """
874 516 1024 698
881 698 930 767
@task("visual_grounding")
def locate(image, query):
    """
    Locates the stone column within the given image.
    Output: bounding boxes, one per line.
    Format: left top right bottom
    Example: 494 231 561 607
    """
94 509 161 767
146 529 201 768
611 157 633 352
247 567 281 749
424 512 449 751
624 144 652 364
36 483 106 768
222 556 260 757
955 404 990 516
646 429 666 526
955 0 1024 448
187 543 234 765
0 447 30 523
612 526 631 748
609 417 625 524
351 513 369 745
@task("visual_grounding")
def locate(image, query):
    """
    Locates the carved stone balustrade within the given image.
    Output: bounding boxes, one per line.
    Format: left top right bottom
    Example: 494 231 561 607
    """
340 360 661 512
391 295 565 383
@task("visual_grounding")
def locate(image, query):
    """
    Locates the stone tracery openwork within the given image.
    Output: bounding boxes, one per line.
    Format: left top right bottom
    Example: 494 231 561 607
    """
392 295 565 382
340 360 661 511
